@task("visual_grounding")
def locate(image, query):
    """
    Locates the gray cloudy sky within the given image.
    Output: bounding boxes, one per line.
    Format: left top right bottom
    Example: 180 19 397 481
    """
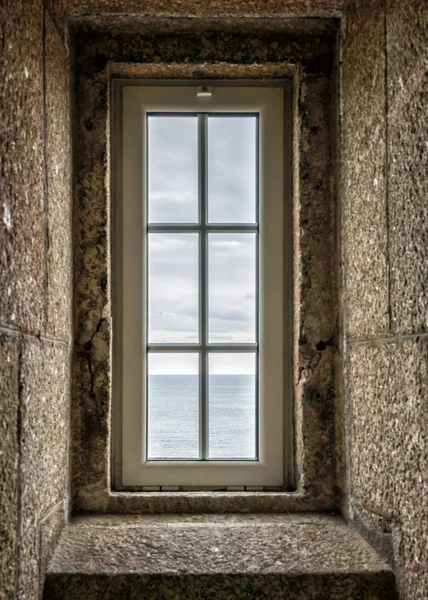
147 115 257 375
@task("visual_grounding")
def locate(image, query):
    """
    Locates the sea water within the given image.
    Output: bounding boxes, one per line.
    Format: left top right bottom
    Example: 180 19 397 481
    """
147 374 256 460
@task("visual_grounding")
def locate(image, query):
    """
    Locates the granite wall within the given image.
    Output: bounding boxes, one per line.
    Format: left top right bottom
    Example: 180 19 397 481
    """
0 1 72 598
1 0 426 598
70 19 340 513
341 0 427 598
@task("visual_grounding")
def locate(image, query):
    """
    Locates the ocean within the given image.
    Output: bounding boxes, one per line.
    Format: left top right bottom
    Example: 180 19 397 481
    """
147 374 256 460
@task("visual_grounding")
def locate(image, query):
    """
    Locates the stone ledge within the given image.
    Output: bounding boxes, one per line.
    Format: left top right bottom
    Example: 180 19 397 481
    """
44 514 397 599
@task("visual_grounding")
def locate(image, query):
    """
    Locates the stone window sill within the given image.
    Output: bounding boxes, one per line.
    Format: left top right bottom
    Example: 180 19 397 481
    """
43 514 396 599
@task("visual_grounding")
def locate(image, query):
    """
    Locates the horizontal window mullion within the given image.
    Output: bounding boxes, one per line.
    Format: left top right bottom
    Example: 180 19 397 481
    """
147 344 258 353
147 224 258 233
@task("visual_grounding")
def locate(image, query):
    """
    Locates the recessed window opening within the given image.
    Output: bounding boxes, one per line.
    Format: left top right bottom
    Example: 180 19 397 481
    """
116 83 288 488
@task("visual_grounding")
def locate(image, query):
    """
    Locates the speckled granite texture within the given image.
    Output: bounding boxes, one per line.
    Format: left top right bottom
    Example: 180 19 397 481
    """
342 0 388 340
0 334 20 599
347 338 428 599
18 337 69 597
342 1 428 599
386 0 427 335
71 19 340 514
0 3 72 599
67 0 346 19
43 515 396 599
1 2 427 600
45 15 72 339
0 0 45 333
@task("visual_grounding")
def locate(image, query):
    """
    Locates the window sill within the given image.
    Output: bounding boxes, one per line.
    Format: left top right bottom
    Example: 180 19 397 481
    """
76 489 341 514
44 514 396 599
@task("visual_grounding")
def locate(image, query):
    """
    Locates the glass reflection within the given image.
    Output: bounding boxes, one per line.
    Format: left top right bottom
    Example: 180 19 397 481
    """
147 115 198 223
208 116 257 224
148 233 199 343
208 353 257 460
147 353 199 460
208 233 256 343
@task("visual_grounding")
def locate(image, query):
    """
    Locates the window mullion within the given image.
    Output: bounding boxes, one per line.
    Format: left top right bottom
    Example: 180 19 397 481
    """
199 113 208 460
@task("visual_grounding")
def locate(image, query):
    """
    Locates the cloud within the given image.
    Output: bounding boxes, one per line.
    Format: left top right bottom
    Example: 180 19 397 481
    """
148 115 198 223
208 116 257 223
147 116 258 355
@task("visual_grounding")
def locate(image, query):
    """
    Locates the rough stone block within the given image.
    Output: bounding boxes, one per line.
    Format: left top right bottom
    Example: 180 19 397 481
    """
40 503 66 597
342 0 389 339
0 333 20 600
387 0 428 335
298 73 337 344
44 515 396 599
19 337 69 522
47 1 69 41
45 15 72 340
17 337 69 597
17 524 40 600
18 336 68 565
67 0 346 18
0 0 45 333
348 336 428 599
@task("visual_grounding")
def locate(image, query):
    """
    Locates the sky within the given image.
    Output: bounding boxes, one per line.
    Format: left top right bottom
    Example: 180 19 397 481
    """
147 114 257 376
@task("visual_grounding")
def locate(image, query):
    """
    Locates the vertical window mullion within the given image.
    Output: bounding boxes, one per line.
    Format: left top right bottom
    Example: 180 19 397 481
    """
199 114 208 460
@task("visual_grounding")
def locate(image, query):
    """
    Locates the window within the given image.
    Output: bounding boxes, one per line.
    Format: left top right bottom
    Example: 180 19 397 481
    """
115 83 288 488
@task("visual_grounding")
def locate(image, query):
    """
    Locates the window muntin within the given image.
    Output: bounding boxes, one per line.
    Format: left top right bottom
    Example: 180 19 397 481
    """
119 84 285 487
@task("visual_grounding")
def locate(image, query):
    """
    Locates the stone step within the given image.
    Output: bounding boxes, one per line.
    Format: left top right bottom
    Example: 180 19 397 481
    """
43 514 397 599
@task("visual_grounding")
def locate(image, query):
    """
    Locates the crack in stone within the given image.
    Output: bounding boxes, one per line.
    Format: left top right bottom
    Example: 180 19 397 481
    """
81 318 106 423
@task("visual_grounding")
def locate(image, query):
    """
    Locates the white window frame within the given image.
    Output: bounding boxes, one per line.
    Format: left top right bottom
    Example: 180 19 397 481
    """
116 83 287 487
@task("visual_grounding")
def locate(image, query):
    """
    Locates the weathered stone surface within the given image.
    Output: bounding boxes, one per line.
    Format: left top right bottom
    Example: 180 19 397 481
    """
73 26 337 73
20 337 69 521
44 515 396 599
342 2 427 599
40 502 66 598
71 26 339 512
70 512 345 525
348 337 428 600
0 0 45 333
348 500 402 581
46 1 69 42
295 72 338 501
342 0 389 339
387 0 428 335
0 333 19 600
45 15 72 340
18 337 69 597
67 0 346 19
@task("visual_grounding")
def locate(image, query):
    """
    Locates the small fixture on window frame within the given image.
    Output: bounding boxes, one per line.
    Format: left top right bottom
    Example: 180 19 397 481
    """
196 85 213 97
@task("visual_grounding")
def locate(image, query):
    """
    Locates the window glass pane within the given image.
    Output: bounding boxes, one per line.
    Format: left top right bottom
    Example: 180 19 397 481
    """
147 353 199 460
208 353 256 460
147 115 198 223
148 233 199 343
208 233 256 343
207 116 257 224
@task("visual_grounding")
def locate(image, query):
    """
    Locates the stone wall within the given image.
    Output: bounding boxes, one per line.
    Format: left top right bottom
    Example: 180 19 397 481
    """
0 1 71 598
1 1 426 598
70 19 340 513
341 0 427 598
